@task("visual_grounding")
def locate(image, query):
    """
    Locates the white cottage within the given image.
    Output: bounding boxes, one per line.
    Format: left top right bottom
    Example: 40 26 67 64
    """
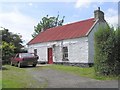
27 8 108 67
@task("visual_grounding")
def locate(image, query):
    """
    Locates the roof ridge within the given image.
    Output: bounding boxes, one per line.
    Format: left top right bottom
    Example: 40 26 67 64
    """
63 18 94 26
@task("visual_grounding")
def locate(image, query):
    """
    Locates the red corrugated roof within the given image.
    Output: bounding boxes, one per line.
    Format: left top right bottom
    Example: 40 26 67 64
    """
28 18 95 45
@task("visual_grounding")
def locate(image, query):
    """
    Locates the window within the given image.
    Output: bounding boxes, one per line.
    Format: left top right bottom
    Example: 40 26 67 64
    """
62 47 68 61
34 49 37 56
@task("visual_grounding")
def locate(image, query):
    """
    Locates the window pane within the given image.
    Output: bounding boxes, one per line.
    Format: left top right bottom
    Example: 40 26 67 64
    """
65 53 68 57
63 47 68 52
34 49 37 55
62 47 68 60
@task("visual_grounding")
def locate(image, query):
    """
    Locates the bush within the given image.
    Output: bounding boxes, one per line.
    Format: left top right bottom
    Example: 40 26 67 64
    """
94 26 120 76
114 28 120 75
2 41 15 64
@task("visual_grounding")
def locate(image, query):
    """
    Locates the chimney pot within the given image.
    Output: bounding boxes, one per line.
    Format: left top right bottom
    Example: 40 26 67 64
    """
94 7 104 21
98 7 100 10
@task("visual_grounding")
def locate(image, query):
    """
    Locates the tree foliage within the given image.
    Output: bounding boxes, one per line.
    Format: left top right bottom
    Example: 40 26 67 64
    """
94 25 120 76
32 15 65 38
0 28 23 63
114 28 120 75
2 41 15 63
1 28 23 53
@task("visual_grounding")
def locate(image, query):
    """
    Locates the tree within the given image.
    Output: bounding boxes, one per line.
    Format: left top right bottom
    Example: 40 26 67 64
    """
11 34 23 53
114 27 120 75
0 28 23 64
32 14 65 38
1 28 23 53
94 25 120 76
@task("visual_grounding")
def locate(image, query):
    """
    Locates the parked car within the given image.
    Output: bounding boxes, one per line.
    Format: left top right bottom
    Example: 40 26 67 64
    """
11 53 39 68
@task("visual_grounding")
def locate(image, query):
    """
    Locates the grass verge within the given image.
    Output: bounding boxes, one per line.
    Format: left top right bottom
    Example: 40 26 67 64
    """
0 70 2 89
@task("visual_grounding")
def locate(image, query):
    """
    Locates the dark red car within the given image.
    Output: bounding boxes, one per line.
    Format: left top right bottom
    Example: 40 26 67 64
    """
11 53 39 68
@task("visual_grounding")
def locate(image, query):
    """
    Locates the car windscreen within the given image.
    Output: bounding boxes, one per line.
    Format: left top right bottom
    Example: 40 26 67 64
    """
20 53 34 58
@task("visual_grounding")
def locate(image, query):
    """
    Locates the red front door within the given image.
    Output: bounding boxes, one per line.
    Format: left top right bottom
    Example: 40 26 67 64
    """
48 48 53 64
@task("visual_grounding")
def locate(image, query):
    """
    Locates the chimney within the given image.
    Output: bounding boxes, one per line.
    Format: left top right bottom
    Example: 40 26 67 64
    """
94 7 104 21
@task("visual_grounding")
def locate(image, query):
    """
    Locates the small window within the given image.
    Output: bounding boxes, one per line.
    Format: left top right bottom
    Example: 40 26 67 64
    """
34 49 37 56
62 47 68 61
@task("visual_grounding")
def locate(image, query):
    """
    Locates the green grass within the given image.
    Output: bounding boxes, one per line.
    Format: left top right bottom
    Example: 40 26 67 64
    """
0 71 2 89
2 65 46 88
45 64 118 80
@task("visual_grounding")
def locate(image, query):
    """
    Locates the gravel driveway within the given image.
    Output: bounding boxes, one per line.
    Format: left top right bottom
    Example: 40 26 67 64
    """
25 65 118 88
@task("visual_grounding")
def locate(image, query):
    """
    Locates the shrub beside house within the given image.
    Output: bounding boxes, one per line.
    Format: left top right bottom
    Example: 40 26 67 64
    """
94 26 120 76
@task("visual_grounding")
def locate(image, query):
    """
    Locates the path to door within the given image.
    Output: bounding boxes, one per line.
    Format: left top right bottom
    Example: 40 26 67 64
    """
25 65 118 88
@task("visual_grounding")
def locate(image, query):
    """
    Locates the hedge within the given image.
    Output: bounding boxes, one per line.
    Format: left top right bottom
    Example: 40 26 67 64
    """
94 26 120 76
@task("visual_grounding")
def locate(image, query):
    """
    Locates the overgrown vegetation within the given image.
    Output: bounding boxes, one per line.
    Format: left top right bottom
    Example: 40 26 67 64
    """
2 41 15 64
0 28 26 64
94 25 120 76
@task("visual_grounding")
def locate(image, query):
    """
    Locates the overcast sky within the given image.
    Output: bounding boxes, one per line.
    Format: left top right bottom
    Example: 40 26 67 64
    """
0 0 118 45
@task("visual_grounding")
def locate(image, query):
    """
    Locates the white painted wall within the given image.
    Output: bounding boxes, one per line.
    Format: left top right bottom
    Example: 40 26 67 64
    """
28 43 48 62
53 46 62 62
28 37 89 63
67 37 88 63
88 21 108 63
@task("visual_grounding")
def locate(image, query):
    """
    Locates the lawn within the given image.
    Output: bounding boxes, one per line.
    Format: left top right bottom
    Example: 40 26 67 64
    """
2 65 45 88
0 70 2 90
44 64 118 80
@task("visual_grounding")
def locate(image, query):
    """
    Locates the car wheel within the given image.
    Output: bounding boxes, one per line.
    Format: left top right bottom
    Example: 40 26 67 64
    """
18 62 22 68
33 64 36 67
11 61 14 66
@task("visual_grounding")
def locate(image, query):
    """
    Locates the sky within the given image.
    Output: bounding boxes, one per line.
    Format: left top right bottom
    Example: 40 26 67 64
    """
0 0 119 45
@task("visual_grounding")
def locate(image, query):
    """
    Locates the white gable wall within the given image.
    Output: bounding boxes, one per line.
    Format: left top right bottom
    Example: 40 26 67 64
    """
88 21 108 63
